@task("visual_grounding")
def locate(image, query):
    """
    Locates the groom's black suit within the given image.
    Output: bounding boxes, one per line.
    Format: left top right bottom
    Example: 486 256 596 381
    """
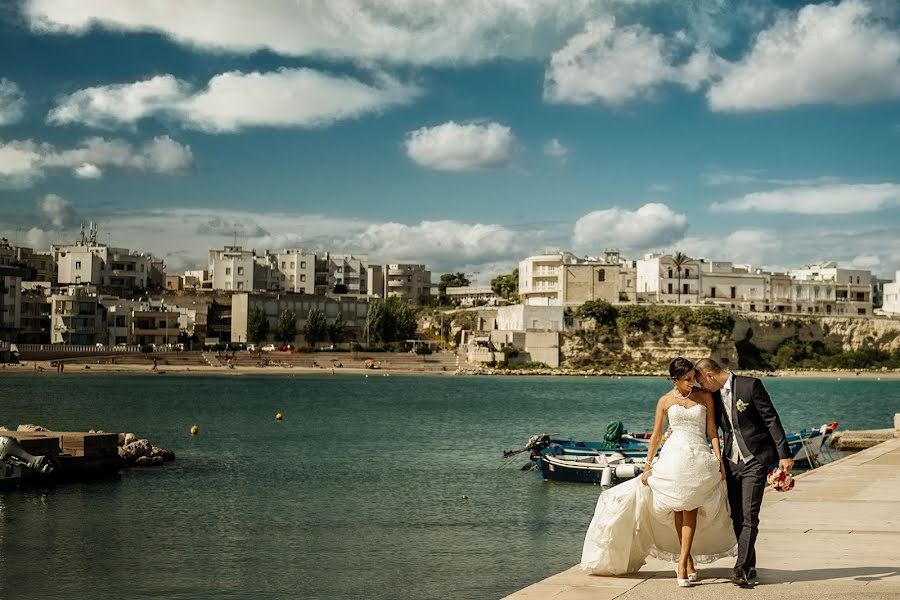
713 374 792 577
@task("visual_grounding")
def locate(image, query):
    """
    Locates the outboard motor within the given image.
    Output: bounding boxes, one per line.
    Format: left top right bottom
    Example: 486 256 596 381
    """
0 436 55 476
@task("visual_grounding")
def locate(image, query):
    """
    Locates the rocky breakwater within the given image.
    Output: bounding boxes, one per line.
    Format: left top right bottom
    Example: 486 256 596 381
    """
829 413 900 451
116 432 176 467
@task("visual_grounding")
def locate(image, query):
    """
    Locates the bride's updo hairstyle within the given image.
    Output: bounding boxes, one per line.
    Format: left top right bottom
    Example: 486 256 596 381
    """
668 357 694 381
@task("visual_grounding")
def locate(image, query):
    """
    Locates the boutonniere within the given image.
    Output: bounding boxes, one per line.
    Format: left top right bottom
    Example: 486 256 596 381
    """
736 399 748 412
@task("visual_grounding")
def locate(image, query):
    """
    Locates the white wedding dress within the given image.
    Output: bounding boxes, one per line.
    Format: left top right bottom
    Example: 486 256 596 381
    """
581 404 737 575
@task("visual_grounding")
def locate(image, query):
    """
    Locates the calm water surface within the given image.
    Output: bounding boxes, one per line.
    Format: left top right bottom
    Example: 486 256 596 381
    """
1 373 897 599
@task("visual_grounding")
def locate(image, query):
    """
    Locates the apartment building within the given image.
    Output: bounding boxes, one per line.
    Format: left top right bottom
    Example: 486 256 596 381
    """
315 253 368 295
53 225 154 294
519 250 635 307
15 246 56 282
882 271 900 316
697 262 795 313
50 285 107 345
790 262 872 316
636 254 702 304
231 292 369 345
103 298 181 346
208 246 259 291
274 249 316 294
384 263 431 307
19 282 52 343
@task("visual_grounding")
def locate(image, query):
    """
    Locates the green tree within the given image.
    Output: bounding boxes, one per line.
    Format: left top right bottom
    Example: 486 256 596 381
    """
616 305 651 332
246 306 270 344
490 267 519 301
328 312 346 344
576 299 618 329
671 251 689 305
275 309 298 344
438 272 471 294
365 297 418 344
302 308 326 347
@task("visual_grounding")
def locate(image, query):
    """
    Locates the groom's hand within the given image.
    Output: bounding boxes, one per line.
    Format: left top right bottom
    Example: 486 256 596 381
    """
779 458 794 472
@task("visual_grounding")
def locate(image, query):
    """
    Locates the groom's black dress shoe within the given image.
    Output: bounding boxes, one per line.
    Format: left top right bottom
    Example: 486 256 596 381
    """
731 571 750 587
748 569 757 580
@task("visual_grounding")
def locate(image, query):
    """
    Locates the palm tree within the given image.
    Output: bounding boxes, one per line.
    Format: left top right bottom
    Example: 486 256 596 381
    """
672 251 689 305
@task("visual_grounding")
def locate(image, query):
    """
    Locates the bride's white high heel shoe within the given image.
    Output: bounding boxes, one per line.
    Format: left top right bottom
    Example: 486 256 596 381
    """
675 567 693 588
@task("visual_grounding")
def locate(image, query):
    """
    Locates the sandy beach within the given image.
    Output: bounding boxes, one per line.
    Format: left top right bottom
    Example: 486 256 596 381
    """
4 360 900 380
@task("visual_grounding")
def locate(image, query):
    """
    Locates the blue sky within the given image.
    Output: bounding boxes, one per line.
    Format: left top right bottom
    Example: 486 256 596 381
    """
1 0 899 277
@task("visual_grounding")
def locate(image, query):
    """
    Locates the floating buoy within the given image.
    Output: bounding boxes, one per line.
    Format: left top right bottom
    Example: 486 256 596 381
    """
459 495 469 500
190 425 199 436
275 412 283 421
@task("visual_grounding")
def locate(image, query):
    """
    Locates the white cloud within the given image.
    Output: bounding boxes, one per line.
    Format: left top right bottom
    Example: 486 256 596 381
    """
572 202 689 253
354 220 523 264
544 16 725 106
702 170 841 187
0 135 193 188
679 229 783 266
23 226 52 250
711 183 900 215
23 0 622 65
38 193 78 228
404 121 516 171
543 138 568 163
73 163 102 179
708 0 900 111
0 79 26 125
49 69 421 132
850 254 881 269
646 183 672 193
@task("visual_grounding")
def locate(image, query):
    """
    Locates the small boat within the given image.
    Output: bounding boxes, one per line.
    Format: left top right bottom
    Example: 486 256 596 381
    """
537 448 643 487
0 436 55 492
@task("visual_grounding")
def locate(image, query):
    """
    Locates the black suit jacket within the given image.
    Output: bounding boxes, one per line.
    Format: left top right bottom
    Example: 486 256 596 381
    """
714 374 792 468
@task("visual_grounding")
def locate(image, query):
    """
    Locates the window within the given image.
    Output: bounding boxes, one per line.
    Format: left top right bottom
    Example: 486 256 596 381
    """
300 274 306 282
300 261 306 268
750 304 755 311
159 320 166 328
668 283 673 294
683 283 689 294
237 281 244 290
290 262 294 269
281 262 286 269
684 269 690 277
597 269 606 282
730 287 736 299
237 267 244 276
75 261 82 269
75 275 81 283
299 287 306 294
668 268 673 278
856 276 860 284
225 267 231 275
337 266 343 273
710 287 716 298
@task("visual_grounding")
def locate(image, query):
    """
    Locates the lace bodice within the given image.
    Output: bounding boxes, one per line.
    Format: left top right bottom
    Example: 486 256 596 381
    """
667 403 707 438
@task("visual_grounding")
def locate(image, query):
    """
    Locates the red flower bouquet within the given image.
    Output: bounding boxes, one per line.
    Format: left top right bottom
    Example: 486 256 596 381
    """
767 466 795 492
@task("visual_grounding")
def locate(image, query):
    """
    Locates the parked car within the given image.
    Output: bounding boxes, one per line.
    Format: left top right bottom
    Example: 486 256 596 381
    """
261 344 277 352
279 344 295 352
319 344 335 351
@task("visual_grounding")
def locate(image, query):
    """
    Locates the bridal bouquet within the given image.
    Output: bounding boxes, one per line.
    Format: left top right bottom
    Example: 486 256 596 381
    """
767 466 795 492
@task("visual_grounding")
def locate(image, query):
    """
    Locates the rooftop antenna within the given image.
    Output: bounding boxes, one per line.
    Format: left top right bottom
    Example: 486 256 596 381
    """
233 223 238 247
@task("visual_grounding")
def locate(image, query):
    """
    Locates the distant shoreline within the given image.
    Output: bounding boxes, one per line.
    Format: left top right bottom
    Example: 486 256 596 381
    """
3 361 900 380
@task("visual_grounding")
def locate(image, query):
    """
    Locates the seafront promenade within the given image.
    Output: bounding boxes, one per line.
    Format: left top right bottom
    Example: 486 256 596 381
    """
504 435 900 600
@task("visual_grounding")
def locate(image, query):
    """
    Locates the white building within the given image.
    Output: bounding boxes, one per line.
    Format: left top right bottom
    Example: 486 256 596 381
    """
208 246 263 292
50 285 107 345
636 254 702 304
315 253 369 295
103 298 181 346
53 224 153 292
790 262 872 316
274 249 316 294
445 285 500 307
879 271 900 316
519 250 634 307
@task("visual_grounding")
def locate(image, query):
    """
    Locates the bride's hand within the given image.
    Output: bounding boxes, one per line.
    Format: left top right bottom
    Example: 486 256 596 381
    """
640 469 651 486
719 460 726 481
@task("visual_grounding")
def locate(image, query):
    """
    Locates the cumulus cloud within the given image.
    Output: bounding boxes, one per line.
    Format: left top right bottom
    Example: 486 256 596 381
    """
572 203 688 253
711 183 900 215
679 229 783 266
23 226 52 250
353 220 523 263
544 16 726 106
702 170 841 187
38 193 78 228
0 135 193 188
73 163 102 179
48 69 421 132
0 78 26 125
404 121 516 171
197 217 270 238
543 138 568 163
23 0 622 65
708 0 900 111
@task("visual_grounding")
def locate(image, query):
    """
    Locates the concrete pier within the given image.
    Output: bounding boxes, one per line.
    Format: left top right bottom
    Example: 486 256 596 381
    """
503 438 900 600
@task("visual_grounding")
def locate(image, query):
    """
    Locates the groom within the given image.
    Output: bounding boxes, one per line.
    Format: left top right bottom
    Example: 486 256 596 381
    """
694 358 793 587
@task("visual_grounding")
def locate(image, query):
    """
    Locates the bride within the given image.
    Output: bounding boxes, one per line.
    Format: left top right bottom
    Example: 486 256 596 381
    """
581 357 737 586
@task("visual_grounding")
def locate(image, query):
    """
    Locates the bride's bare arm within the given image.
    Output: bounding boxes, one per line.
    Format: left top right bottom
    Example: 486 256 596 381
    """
640 397 667 484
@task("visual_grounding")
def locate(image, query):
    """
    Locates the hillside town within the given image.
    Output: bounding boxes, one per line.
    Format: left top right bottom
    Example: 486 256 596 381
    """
1 223 899 362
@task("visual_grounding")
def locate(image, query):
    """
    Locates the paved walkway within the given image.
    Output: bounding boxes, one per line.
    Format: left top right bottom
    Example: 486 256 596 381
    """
503 438 900 600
